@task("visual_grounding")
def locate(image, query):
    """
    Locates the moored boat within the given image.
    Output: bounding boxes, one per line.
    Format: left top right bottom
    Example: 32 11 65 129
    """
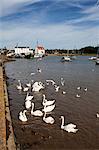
61 56 71 62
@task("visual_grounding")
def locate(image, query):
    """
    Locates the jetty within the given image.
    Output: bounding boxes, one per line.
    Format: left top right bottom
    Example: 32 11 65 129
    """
0 58 16 150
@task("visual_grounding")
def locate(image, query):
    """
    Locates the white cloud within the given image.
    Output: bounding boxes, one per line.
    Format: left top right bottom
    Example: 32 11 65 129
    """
0 23 99 49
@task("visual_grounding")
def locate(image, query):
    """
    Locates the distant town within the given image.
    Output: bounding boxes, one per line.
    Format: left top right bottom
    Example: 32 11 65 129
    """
0 45 99 60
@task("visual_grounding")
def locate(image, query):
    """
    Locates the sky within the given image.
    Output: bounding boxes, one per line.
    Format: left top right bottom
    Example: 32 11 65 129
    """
0 0 99 49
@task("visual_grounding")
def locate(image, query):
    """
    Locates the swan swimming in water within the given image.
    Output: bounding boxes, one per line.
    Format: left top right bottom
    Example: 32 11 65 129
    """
25 92 33 101
77 87 81 90
42 94 55 106
96 113 99 118
16 80 22 90
61 116 78 133
76 94 80 98
25 100 32 109
31 103 43 116
43 112 55 124
19 110 27 122
32 81 44 92
42 104 55 113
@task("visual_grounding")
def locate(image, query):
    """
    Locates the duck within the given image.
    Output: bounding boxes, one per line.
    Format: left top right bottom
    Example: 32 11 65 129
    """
25 92 33 101
42 104 55 113
16 80 22 90
25 100 32 109
43 112 55 124
60 116 78 133
31 103 43 116
19 110 27 122
42 94 55 106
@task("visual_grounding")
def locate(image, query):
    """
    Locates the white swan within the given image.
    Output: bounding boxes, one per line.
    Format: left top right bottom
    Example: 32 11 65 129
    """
25 92 33 101
19 110 27 122
76 94 80 98
55 85 60 92
23 86 29 92
32 81 44 92
31 103 43 116
42 94 55 106
77 87 81 90
37 68 42 73
43 112 55 124
84 88 88 92
25 100 32 109
62 91 66 94
61 78 65 86
46 80 56 85
96 113 99 118
61 116 78 133
42 104 55 113
16 80 22 90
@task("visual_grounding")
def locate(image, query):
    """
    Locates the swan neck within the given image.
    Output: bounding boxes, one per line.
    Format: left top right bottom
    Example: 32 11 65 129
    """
61 117 64 128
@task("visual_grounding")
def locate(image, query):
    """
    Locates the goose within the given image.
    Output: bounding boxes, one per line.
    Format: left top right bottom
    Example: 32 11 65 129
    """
25 100 32 109
25 92 33 101
16 80 22 90
76 94 80 98
43 112 55 124
42 94 55 106
96 113 99 118
19 110 27 122
31 103 43 116
61 116 78 133
42 104 55 113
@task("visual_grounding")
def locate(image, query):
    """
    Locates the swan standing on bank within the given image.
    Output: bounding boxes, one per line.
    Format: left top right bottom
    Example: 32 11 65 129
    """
61 116 78 133
19 110 27 122
43 112 55 124
42 104 55 113
16 80 22 90
31 103 43 116
42 94 55 107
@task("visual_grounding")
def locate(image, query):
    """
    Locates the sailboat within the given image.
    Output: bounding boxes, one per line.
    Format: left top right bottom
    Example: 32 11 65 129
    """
61 50 71 62
95 48 99 65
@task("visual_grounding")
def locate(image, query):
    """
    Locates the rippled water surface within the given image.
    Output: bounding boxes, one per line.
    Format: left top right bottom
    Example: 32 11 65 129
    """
5 56 99 150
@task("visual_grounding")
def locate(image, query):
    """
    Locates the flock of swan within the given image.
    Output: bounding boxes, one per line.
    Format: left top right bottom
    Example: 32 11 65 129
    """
16 68 98 134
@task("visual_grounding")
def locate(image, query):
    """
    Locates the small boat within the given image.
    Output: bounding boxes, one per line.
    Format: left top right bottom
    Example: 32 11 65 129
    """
61 56 71 62
88 56 97 60
96 58 99 65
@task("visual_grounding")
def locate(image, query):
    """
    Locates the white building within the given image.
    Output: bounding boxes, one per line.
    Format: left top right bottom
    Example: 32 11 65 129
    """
34 45 45 57
15 47 33 55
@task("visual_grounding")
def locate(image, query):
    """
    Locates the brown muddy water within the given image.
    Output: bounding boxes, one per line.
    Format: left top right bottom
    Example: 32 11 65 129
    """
5 56 99 150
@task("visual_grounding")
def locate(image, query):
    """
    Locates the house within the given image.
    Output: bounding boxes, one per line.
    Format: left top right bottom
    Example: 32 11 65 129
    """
15 47 33 55
34 45 45 57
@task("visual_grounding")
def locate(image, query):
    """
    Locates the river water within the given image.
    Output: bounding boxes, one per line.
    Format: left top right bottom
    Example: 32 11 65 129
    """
5 56 99 150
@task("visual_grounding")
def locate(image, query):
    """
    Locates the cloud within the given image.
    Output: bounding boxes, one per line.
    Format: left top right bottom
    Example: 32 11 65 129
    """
0 23 99 49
